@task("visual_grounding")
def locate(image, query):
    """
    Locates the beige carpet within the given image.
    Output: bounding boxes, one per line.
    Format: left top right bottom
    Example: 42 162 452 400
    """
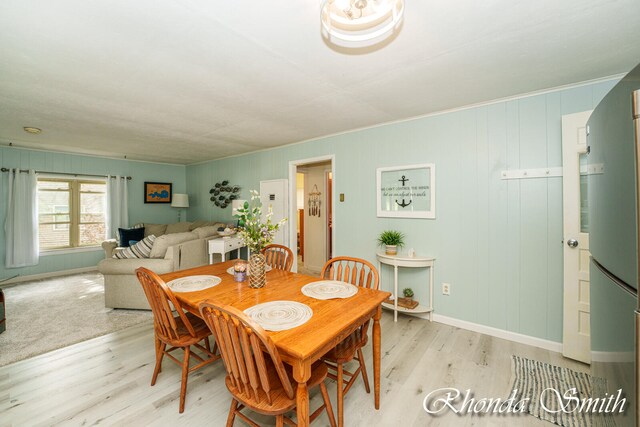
0 272 152 367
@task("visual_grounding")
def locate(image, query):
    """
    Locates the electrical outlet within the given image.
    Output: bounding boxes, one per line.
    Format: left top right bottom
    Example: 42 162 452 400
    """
442 283 451 295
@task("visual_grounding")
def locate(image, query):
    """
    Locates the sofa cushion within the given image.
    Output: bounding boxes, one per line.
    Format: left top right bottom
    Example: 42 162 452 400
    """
149 231 198 258
165 222 192 234
98 257 174 275
188 220 207 230
192 226 222 239
189 220 225 230
118 227 145 247
113 235 156 259
144 223 168 238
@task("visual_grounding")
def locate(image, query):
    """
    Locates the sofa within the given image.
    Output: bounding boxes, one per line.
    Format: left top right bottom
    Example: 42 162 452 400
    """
98 221 228 310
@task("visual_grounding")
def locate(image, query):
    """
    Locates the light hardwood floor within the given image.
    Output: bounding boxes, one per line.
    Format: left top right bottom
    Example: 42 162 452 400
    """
0 311 588 426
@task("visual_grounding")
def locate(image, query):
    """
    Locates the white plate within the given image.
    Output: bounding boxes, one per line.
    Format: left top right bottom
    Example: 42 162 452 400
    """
226 265 273 276
301 280 358 300
244 301 312 331
167 275 222 292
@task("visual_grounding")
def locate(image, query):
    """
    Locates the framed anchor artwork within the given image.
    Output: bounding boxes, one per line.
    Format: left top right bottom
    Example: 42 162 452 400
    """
376 163 435 219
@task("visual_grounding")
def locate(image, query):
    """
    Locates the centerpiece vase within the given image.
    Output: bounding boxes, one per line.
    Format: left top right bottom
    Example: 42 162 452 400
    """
249 252 267 289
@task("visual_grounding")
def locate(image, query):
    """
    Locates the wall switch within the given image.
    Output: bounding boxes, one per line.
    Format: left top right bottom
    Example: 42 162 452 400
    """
339 193 345 202
442 283 451 295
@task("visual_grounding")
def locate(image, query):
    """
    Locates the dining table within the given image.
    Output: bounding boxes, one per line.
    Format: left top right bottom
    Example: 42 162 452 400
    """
160 260 390 427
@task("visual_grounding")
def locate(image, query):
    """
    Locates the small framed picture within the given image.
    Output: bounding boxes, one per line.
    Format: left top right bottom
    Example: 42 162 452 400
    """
144 182 172 204
376 163 435 219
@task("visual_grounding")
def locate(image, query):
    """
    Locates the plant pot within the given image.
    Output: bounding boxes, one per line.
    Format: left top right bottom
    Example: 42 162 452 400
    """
249 253 267 289
385 245 398 255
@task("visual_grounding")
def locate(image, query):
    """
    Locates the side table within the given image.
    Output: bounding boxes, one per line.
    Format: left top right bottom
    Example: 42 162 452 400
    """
208 236 246 264
376 252 435 322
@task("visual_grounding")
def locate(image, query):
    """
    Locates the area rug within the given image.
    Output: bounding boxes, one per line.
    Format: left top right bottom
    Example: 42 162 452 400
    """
0 272 152 367
511 355 616 427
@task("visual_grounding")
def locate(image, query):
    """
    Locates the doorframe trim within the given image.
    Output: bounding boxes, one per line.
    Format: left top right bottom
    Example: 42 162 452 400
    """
288 155 336 273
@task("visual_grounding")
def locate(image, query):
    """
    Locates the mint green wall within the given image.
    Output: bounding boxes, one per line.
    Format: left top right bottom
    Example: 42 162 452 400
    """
186 79 619 343
0 147 186 280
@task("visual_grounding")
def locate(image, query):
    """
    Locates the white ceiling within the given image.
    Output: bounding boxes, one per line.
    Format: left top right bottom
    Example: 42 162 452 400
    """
1 0 639 165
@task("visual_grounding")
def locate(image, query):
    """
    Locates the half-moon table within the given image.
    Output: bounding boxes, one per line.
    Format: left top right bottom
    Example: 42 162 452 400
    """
377 252 435 322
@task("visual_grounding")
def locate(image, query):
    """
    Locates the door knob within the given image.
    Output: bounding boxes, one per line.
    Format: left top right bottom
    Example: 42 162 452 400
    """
567 239 579 248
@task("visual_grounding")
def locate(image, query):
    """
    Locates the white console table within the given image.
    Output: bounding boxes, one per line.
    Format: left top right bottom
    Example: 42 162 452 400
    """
376 252 435 322
208 237 246 264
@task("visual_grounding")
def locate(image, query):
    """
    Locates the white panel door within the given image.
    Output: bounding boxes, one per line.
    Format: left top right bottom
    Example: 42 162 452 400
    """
260 179 289 246
562 110 592 364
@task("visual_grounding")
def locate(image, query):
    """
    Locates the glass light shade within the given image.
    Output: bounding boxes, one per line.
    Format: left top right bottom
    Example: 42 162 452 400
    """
321 0 404 45
232 199 247 217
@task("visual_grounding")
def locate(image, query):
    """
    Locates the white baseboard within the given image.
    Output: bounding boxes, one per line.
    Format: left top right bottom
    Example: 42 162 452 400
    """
591 350 634 363
1 266 98 285
432 313 563 354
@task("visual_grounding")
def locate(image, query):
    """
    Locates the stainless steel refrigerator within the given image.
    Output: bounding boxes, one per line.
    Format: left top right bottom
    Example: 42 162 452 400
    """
588 63 640 427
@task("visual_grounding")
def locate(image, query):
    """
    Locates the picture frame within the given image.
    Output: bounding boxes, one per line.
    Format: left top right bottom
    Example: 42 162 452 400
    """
376 163 435 219
144 182 172 204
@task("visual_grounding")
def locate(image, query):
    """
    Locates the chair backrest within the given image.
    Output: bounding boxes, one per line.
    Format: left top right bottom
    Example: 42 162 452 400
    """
262 244 294 272
320 256 379 290
136 267 197 341
199 301 294 404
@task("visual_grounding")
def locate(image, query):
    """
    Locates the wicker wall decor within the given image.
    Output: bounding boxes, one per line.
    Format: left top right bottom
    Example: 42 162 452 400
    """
209 181 240 208
308 184 322 217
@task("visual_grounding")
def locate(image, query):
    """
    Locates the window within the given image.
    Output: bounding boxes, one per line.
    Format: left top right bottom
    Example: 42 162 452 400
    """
37 178 107 250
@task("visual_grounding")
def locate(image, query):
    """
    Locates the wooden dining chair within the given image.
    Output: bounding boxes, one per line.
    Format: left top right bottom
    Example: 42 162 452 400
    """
198 301 336 427
136 267 220 413
262 244 294 272
319 256 379 427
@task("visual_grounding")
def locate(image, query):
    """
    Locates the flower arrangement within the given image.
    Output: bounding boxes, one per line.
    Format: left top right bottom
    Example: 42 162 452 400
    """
234 190 287 252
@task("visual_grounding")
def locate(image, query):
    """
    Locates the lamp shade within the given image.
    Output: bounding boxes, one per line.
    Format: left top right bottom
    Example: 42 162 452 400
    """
232 199 246 217
171 193 189 208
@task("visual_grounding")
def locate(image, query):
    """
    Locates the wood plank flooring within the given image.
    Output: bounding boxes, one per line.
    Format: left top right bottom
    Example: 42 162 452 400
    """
0 311 588 426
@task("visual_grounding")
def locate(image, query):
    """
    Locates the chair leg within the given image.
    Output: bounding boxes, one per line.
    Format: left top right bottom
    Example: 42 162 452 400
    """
320 381 337 427
337 362 344 427
204 336 211 353
226 399 238 427
276 415 284 427
151 338 165 386
179 346 191 413
357 348 371 394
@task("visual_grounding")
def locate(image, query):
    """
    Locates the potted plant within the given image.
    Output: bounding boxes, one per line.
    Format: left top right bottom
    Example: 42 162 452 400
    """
402 288 414 301
377 230 405 255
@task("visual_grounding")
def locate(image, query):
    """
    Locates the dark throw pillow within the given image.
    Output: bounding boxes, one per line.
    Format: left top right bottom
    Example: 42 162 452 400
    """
118 227 145 247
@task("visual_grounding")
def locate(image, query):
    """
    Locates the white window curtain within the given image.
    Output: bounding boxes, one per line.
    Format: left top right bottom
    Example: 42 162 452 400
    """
4 169 39 268
106 175 129 240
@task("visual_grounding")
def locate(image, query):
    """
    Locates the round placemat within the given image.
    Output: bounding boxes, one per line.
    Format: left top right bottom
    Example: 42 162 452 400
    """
244 301 312 331
167 275 222 293
301 280 358 300
226 265 273 276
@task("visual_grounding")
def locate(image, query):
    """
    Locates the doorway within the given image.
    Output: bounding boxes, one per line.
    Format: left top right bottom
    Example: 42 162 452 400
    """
288 155 335 274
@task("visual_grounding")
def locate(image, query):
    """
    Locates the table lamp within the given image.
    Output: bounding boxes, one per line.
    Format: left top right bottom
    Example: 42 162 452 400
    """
171 193 189 222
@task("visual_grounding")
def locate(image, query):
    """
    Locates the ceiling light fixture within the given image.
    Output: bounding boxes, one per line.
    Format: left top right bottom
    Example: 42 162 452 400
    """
320 0 404 47
23 127 42 134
